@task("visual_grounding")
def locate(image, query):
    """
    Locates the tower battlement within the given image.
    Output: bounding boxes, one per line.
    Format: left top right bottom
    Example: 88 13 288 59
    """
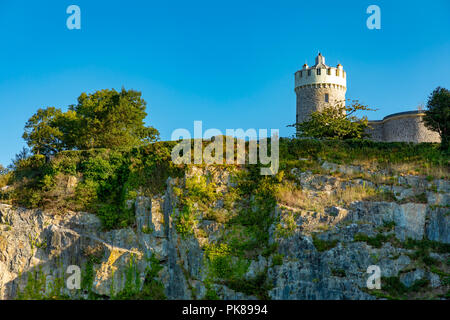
295 53 347 124
294 53 346 90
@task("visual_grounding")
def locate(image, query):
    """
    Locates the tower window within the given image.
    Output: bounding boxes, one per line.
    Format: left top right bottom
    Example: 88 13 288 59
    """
307 70 311 76
325 93 329 102
327 68 331 75
299 71 302 78
317 68 321 75
336 69 340 76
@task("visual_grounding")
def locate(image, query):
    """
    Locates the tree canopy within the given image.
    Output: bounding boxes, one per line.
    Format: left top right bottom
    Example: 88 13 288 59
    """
23 88 160 156
23 107 64 155
423 87 450 151
291 100 375 140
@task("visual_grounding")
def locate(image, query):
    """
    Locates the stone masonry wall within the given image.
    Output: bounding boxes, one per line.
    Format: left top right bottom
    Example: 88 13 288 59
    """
366 113 441 143
365 121 384 142
295 85 346 124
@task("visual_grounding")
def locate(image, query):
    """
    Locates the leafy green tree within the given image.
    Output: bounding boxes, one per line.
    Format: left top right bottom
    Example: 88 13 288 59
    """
22 107 64 155
8 147 30 170
423 87 450 151
0 164 8 175
22 88 160 155
291 100 375 140
69 88 159 149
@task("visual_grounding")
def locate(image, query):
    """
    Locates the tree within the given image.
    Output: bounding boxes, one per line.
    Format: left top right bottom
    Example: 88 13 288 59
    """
8 147 30 170
291 100 375 140
423 87 450 151
22 88 160 155
0 164 8 175
69 88 159 149
22 107 64 156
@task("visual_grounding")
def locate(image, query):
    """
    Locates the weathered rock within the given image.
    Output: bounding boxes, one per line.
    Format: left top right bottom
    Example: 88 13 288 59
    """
400 269 425 287
393 203 427 241
0 165 448 300
426 207 450 243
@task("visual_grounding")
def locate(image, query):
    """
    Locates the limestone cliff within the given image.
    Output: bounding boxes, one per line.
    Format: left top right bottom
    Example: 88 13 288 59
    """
0 163 449 300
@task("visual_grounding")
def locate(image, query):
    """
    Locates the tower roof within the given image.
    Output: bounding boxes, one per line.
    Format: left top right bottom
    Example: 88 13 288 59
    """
313 53 327 68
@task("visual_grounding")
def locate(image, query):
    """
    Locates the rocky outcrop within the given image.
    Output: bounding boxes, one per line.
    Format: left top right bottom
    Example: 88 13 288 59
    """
0 164 448 300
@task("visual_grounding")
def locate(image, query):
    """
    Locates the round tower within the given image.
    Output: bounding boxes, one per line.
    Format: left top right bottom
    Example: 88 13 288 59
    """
295 53 347 125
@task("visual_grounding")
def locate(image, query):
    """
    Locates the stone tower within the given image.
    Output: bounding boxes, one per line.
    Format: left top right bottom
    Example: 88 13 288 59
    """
295 53 347 125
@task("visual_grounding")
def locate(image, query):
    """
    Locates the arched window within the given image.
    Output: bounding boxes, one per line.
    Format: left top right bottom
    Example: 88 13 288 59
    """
307 70 311 76
317 68 321 75
299 71 302 78
336 69 340 76
327 68 331 75
325 93 329 103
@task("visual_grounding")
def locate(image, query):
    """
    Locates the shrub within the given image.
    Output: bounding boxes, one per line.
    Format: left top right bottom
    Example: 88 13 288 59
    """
353 233 389 248
291 100 375 140
204 243 249 280
274 211 297 239
174 205 198 238
312 234 338 252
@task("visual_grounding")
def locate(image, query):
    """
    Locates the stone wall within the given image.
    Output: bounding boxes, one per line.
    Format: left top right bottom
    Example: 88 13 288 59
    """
365 111 441 143
295 84 346 124
366 121 384 142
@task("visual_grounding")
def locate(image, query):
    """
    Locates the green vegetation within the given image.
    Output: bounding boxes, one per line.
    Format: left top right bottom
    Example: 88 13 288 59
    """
23 88 159 156
15 254 166 300
204 243 249 280
331 268 346 277
274 211 297 239
7 142 183 230
16 266 69 300
291 100 375 140
423 87 450 151
369 276 431 300
353 233 392 249
402 238 450 268
271 254 284 266
113 254 166 300
174 205 198 239
4 133 448 232
4 86 450 301
276 180 397 214
278 138 448 178
223 268 273 300
0 164 11 188
312 234 338 252
173 175 219 237
375 220 396 233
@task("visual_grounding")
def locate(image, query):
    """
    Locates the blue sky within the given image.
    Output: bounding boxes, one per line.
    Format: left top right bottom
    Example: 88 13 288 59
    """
0 0 449 166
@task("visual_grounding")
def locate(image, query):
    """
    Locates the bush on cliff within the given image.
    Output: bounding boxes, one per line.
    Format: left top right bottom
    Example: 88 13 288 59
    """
4 138 448 230
423 87 450 152
291 100 375 140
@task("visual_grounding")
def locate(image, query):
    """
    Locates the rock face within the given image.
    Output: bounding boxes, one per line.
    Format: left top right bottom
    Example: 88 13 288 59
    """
0 164 449 300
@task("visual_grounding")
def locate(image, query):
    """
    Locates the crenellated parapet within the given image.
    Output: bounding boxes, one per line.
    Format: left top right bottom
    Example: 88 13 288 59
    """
295 53 347 125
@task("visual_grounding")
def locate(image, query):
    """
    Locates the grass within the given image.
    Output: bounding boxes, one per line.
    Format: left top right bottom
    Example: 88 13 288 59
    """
312 234 338 252
353 233 393 248
369 276 432 300
331 268 346 277
276 181 396 214
222 268 273 300
274 211 297 239
279 138 449 179
5 138 448 230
